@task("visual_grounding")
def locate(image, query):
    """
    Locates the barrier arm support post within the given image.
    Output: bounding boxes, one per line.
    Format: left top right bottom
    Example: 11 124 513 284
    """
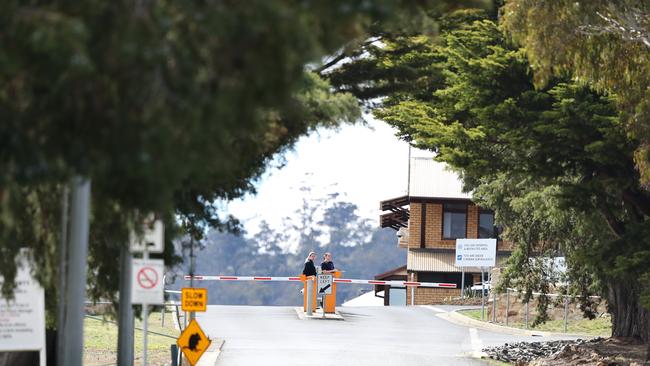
303 275 317 315
324 271 340 314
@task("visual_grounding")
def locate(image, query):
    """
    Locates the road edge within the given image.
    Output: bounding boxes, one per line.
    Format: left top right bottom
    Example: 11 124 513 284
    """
195 338 225 366
436 307 594 338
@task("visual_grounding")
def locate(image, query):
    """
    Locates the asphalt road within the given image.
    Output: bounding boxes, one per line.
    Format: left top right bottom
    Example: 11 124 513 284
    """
195 305 576 366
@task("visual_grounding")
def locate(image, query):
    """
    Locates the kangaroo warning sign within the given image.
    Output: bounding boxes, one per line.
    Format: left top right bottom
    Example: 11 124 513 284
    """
177 319 211 365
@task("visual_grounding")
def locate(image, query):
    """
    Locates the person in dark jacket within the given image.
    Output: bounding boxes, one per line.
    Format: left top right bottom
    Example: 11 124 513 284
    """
302 251 317 277
320 252 338 274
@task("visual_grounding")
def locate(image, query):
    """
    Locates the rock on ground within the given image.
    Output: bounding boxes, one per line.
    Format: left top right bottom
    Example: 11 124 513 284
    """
484 337 650 365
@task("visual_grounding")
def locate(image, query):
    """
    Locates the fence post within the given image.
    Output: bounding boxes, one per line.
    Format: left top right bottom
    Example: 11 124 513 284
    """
564 295 569 333
161 304 165 327
505 289 510 326
492 290 497 323
525 301 529 329
410 273 415 306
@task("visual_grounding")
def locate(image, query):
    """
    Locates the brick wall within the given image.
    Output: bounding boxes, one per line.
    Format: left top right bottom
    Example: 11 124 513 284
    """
498 240 515 251
408 200 513 251
405 272 462 305
408 203 422 248
424 203 443 247
467 204 478 238
406 287 461 305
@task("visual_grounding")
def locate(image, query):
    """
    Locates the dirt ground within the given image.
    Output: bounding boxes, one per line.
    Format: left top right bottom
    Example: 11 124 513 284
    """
529 338 650 366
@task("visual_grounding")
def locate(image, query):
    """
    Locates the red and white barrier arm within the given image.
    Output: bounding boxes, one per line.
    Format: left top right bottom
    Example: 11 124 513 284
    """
183 275 303 282
183 275 456 289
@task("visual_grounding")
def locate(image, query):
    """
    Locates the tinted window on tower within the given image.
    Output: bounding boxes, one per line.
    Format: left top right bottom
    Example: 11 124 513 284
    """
479 211 495 238
443 203 466 239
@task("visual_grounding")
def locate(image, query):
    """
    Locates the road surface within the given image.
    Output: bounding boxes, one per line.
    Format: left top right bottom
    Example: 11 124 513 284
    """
195 305 575 366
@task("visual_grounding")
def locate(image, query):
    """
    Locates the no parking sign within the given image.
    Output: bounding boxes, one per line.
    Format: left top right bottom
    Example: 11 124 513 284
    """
131 259 165 304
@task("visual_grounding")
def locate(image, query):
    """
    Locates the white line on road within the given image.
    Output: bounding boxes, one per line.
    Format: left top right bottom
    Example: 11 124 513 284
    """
423 305 447 313
469 328 485 358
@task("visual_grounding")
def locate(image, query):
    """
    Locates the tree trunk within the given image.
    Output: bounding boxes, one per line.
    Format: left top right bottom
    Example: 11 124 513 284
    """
608 280 650 358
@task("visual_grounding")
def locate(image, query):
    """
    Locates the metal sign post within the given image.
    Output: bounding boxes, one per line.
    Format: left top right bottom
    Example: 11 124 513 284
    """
129 218 164 366
461 268 465 299
143 244 149 366
481 268 485 321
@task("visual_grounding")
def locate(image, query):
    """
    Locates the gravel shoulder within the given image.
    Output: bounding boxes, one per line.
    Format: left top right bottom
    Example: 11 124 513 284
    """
484 337 649 365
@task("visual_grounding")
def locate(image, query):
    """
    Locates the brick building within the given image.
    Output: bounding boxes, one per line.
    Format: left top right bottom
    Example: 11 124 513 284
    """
379 158 513 305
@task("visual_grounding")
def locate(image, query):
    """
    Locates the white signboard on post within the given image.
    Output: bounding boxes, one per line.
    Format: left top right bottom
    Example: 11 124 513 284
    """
0 250 46 363
317 274 333 295
130 219 164 253
455 239 497 267
131 259 165 304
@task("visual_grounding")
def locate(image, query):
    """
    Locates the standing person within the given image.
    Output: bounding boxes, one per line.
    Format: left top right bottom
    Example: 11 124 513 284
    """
302 251 317 277
320 252 337 274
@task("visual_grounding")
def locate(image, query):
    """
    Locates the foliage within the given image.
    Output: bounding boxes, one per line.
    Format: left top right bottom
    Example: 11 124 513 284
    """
170 196 405 306
501 0 650 186
0 0 459 326
328 9 650 341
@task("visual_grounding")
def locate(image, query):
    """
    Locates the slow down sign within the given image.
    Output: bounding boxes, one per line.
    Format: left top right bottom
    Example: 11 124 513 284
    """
182 288 208 312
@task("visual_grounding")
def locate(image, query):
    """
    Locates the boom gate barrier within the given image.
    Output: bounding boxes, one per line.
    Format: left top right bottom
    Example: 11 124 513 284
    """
184 274 457 313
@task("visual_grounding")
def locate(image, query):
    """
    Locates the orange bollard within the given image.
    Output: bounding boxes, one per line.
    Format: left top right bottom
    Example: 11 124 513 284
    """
323 271 340 314
302 275 317 312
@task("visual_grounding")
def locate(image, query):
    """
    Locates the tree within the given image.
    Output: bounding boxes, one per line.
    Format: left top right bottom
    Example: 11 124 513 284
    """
329 9 650 346
500 0 650 186
0 0 454 323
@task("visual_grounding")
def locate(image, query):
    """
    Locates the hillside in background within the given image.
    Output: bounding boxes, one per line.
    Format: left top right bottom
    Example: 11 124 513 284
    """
168 195 404 305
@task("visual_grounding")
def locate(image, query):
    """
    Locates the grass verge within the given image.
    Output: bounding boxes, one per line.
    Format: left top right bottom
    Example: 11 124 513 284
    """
458 309 611 337
84 308 181 366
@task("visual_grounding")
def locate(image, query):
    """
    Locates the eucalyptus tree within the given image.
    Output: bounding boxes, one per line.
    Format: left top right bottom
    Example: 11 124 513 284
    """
328 9 650 346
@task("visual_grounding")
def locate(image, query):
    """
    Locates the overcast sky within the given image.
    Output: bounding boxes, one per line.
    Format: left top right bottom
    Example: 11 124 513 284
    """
226 116 434 237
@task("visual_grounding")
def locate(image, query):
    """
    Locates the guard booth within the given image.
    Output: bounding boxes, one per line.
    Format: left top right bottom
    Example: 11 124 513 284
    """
302 271 341 314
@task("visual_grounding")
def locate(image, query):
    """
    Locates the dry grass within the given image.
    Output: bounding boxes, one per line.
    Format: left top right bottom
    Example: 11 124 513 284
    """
84 308 181 366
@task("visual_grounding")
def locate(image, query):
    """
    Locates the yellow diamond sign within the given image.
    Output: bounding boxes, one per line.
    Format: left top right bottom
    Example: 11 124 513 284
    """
177 319 211 365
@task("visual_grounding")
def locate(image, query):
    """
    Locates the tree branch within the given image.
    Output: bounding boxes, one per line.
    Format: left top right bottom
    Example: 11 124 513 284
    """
315 36 383 75
578 6 650 49
597 201 626 237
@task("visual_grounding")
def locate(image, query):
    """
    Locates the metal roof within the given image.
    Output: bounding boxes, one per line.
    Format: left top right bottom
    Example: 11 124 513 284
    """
407 250 508 273
408 158 471 200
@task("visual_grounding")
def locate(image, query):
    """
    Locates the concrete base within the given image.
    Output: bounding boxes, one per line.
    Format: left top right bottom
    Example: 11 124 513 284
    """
293 307 344 321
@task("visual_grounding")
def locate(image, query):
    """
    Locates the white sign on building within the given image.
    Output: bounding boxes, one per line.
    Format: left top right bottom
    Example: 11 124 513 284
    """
131 258 165 304
455 239 497 267
0 250 46 364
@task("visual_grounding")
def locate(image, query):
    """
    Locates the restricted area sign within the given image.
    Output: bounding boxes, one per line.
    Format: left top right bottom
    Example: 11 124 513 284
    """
177 319 211 366
131 259 165 304
182 288 207 312
455 239 497 267
317 274 333 294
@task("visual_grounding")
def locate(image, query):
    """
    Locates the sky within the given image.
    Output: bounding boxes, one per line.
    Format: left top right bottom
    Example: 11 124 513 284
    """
226 116 434 237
